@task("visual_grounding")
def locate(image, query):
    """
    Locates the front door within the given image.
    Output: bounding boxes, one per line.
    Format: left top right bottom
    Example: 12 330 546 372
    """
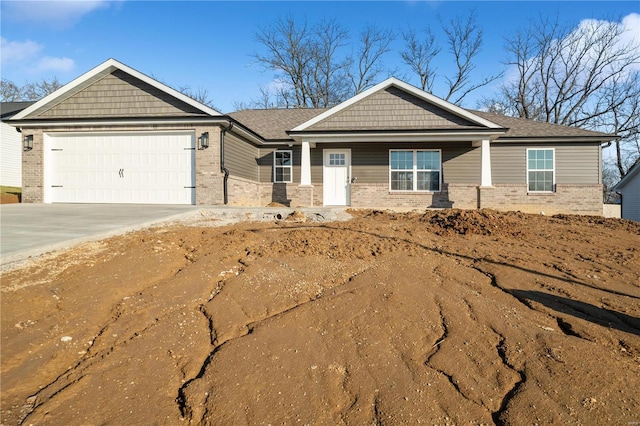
323 149 351 206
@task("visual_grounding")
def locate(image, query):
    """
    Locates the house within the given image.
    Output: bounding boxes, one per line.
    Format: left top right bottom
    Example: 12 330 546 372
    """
1 102 36 187
8 59 615 215
613 161 640 221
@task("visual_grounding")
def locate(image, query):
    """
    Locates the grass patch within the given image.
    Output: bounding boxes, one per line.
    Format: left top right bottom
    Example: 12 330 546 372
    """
1 186 22 196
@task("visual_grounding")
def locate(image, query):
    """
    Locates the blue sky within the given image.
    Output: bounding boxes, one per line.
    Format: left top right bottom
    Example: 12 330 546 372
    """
1 1 639 113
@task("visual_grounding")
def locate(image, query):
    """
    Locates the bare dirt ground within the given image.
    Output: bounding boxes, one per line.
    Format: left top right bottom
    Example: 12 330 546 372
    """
1 209 639 425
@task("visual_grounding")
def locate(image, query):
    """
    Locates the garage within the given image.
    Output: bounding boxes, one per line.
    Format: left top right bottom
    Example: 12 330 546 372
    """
44 131 196 204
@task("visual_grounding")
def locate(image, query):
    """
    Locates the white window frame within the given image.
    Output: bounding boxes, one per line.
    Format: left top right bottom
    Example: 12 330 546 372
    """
273 150 293 183
389 149 441 192
526 148 555 193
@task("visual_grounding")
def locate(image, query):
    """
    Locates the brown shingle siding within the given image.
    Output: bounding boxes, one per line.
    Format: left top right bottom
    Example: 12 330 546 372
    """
309 87 480 131
37 71 206 119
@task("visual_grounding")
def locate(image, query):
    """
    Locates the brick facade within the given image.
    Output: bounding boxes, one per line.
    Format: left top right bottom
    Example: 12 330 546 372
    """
479 184 603 215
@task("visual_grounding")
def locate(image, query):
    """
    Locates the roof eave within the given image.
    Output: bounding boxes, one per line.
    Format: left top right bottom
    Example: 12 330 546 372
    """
287 128 508 143
494 135 618 143
612 161 640 190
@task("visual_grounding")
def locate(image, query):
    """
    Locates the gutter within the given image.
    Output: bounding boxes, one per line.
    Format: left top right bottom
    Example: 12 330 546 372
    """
220 122 234 205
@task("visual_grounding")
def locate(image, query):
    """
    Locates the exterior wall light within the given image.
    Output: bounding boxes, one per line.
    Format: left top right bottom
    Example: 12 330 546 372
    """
23 134 34 151
199 132 209 149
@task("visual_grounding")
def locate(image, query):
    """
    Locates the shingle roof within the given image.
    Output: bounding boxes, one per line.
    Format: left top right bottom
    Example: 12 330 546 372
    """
1 102 37 120
229 108 328 140
470 110 613 139
228 107 614 142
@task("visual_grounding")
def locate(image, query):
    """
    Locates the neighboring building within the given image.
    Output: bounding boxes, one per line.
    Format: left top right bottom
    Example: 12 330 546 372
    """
613 162 640 221
1 102 36 187
8 59 615 215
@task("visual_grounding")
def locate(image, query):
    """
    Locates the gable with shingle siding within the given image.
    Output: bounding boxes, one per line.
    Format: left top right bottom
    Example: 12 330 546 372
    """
306 87 481 131
35 70 207 119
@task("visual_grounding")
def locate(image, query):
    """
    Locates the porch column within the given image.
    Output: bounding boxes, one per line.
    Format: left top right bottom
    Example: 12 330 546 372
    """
480 138 492 187
300 140 312 186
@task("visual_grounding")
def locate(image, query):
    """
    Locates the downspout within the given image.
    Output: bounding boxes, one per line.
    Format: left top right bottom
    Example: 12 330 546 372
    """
220 122 234 205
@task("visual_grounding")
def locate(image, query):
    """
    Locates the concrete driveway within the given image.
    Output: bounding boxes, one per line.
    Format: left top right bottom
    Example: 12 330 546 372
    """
1 204 201 266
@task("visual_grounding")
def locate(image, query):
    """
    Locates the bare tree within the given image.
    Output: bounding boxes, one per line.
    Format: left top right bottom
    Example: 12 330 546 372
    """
177 85 219 110
1 77 63 101
442 11 502 105
349 25 396 94
481 14 640 179
401 11 501 105
253 16 395 108
254 16 316 107
0 79 22 101
400 28 440 92
307 18 351 107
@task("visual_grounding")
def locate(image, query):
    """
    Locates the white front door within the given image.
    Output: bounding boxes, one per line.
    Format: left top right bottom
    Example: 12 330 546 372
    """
45 132 195 204
323 149 351 206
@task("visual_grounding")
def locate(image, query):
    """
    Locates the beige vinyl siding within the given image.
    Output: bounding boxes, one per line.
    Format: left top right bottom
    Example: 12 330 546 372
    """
308 87 479 131
443 144 480 183
224 133 259 181
38 70 205 119
492 142 600 185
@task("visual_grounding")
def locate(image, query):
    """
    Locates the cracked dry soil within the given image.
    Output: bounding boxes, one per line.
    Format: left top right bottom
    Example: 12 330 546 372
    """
1 209 639 425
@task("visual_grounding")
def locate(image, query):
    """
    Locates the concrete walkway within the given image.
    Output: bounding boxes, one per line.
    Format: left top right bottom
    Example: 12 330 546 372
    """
0 204 201 266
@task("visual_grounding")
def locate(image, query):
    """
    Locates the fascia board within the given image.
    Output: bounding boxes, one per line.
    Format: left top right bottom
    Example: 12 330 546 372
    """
613 162 640 190
289 130 506 144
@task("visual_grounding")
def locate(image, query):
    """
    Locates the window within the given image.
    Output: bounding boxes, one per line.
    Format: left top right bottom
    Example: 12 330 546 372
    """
390 150 441 191
527 148 554 192
328 152 346 166
274 150 292 183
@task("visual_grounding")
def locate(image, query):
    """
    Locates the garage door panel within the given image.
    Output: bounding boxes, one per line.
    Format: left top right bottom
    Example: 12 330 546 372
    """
47 132 195 204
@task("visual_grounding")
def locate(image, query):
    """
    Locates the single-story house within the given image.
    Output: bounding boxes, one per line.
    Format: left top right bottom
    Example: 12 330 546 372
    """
1 102 36 187
9 59 615 215
613 161 640 221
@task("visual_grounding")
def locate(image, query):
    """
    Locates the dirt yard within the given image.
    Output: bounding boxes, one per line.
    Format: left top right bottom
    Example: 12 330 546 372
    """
1 209 639 425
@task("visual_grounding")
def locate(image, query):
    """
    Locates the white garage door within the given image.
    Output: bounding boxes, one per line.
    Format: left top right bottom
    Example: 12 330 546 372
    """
45 132 196 204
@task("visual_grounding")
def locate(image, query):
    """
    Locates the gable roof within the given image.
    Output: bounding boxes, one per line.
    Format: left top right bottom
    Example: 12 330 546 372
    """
613 160 640 190
291 77 503 132
11 59 221 121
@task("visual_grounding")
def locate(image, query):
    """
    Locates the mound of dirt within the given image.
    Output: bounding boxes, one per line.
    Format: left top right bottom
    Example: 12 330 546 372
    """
1 209 639 425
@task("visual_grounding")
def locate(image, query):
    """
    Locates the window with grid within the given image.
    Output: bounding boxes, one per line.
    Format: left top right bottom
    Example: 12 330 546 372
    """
527 148 554 192
274 150 292 183
390 150 441 191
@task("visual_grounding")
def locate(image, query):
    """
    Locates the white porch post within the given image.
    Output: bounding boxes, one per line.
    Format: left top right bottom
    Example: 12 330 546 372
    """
300 140 312 186
480 138 493 187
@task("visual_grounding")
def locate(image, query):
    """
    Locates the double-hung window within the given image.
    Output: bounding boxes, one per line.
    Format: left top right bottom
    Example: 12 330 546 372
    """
390 149 441 192
527 148 554 192
274 150 292 183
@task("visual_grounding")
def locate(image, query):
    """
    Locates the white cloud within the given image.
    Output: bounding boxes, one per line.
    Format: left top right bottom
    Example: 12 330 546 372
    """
620 13 640 54
0 37 43 65
37 56 76 73
2 1 115 29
